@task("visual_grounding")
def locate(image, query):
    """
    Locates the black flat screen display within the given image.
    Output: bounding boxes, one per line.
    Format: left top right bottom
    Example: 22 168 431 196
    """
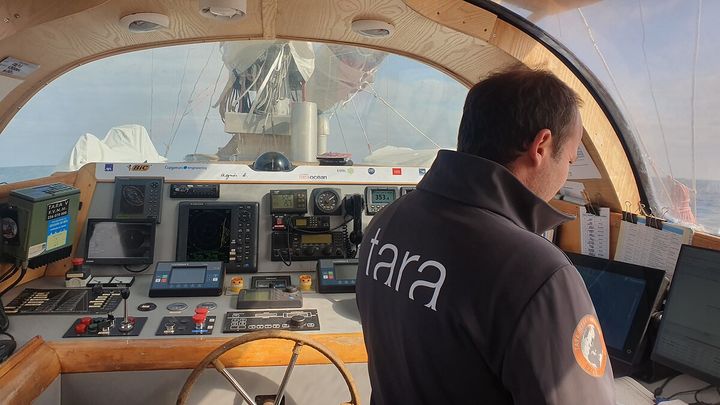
85 219 155 265
565 252 666 365
185 208 231 263
652 245 720 386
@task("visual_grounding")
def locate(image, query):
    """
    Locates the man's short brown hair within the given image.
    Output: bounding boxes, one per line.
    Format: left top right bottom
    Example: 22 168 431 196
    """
457 68 582 165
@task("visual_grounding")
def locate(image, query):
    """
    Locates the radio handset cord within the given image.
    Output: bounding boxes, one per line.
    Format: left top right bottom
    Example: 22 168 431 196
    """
344 194 364 256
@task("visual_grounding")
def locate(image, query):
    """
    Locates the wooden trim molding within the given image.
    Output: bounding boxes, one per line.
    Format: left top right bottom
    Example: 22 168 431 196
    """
0 336 61 404
48 332 367 373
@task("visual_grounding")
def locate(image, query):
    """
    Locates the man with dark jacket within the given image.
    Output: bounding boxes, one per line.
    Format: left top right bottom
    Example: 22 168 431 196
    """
356 68 615 404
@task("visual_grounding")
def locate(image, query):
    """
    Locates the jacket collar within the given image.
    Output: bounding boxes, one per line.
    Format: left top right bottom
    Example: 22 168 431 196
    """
417 150 574 234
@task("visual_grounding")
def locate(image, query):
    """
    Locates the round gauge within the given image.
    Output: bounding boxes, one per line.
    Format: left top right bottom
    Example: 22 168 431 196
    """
314 189 341 214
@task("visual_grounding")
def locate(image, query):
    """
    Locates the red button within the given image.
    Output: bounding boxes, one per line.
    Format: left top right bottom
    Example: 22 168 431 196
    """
392 168 402 175
195 307 209 315
192 314 206 323
80 317 92 325
71 258 85 266
75 323 87 334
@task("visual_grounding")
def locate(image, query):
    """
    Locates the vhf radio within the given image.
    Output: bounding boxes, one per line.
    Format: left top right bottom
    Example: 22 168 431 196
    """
269 189 348 262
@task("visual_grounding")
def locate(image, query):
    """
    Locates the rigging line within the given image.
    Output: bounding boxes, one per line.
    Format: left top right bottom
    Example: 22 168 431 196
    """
333 106 350 153
165 46 217 156
638 0 674 178
577 8 672 203
150 49 155 140
365 82 441 148
168 48 191 150
193 61 226 154
690 0 702 216
351 97 372 154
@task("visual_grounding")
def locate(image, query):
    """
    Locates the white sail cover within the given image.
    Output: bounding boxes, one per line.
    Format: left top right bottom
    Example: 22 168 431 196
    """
362 146 439 167
56 124 166 171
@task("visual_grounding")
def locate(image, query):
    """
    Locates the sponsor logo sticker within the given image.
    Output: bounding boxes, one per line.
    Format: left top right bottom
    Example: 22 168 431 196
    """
104 164 114 172
127 164 150 171
572 314 607 377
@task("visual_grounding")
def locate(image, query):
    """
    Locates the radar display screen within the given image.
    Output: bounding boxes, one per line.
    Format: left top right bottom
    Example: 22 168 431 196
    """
185 208 231 262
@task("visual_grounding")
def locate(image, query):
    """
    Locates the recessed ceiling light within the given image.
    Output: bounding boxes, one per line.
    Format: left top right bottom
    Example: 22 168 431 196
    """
198 0 247 21
351 19 395 38
119 13 170 33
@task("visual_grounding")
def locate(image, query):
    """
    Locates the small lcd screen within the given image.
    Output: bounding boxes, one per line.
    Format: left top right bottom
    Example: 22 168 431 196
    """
86 220 155 264
170 267 206 284
335 263 358 280
301 234 332 244
186 208 232 262
371 190 396 204
241 290 272 301
576 265 646 351
653 245 720 385
272 193 295 209
295 218 307 226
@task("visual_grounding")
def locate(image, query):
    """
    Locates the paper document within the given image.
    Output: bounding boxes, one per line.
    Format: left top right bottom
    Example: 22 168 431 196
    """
614 219 693 276
568 143 602 179
580 207 610 259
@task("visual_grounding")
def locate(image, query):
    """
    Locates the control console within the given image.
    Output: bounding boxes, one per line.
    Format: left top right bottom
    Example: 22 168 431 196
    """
149 261 224 297
223 309 320 332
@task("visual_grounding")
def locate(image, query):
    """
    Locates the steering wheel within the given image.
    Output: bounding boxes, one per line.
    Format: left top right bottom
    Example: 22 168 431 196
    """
176 330 361 405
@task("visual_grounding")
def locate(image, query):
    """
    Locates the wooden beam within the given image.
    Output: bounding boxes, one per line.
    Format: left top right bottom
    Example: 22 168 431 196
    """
48 332 368 373
261 0 278 39
403 0 497 42
0 336 61 404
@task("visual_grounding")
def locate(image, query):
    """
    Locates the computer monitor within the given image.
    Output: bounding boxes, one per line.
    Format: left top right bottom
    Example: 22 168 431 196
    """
565 252 667 366
84 218 156 265
652 245 720 386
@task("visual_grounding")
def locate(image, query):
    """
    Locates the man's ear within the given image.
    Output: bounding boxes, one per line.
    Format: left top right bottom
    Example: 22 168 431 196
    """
528 129 553 167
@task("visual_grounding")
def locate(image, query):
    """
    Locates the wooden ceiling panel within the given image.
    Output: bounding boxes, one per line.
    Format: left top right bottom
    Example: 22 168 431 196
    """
276 0 514 86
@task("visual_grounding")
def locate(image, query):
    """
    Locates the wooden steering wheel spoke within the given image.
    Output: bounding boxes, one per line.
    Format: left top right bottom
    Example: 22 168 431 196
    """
176 330 360 405
212 358 255 405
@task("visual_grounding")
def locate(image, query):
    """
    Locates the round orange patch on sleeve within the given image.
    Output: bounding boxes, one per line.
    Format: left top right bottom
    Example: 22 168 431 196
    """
571 314 608 377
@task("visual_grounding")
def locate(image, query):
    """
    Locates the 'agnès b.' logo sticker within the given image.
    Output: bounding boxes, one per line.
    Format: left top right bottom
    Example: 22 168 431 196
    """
572 314 607 377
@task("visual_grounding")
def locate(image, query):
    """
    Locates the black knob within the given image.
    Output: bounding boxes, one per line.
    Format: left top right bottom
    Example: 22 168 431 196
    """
289 315 306 327
293 248 302 257
121 288 130 300
303 246 317 256
284 285 298 293
322 245 333 255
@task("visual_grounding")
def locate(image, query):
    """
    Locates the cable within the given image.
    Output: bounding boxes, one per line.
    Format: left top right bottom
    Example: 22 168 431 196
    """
665 384 713 401
0 264 26 297
654 374 681 398
692 384 720 405
277 229 292 267
123 264 150 274
0 264 18 283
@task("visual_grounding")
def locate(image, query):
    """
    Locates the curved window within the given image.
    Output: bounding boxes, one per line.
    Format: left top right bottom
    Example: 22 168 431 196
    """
0 40 466 183
491 0 720 234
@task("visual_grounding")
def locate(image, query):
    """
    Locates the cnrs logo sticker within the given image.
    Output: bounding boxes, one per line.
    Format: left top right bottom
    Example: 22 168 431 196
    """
572 314 607 377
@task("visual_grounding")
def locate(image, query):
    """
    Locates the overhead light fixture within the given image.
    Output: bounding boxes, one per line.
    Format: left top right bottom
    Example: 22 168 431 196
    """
119 13 170 33
351 19 395 38
199 0 247 21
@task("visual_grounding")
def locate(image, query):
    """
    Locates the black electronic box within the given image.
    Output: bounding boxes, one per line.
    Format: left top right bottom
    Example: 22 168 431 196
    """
317 258 358 293
236 287 303 309
112 177 163 223
149 261 224 297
